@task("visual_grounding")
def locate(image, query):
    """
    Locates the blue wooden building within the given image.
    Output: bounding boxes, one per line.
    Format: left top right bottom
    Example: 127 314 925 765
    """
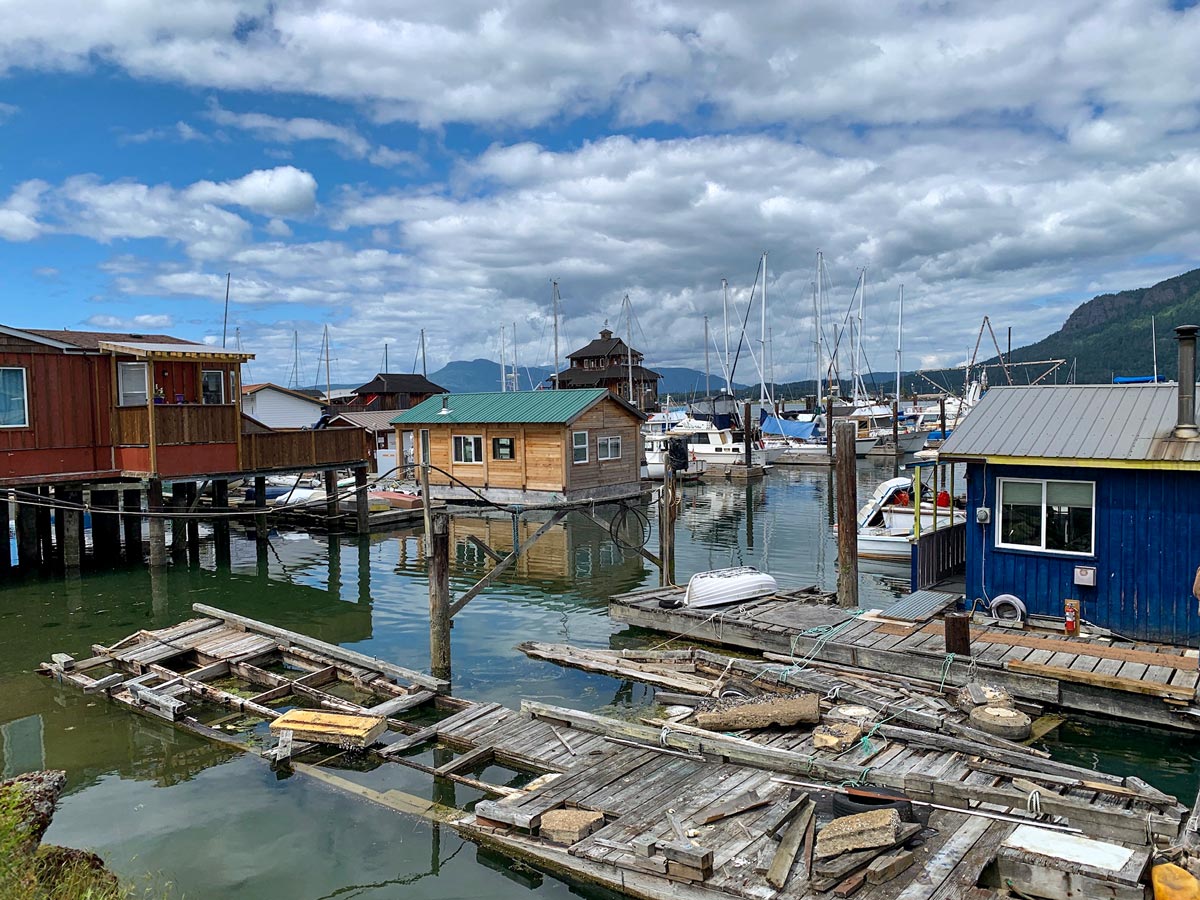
939 325 1200 643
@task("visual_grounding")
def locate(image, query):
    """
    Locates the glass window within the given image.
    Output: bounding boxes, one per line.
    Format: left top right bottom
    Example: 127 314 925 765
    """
572 431 588 464
597 435 622 461
0 368 28 427
117 362 148 407
492 437 515 460
452 435 483 463
997 478 1094 555
201 369 225 404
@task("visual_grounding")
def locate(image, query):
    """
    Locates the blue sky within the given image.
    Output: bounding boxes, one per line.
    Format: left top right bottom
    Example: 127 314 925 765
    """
2 1 1199 387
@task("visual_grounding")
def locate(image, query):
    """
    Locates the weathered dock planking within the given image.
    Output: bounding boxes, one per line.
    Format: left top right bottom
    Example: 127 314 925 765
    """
609 585 1200 731
40 606 1186 900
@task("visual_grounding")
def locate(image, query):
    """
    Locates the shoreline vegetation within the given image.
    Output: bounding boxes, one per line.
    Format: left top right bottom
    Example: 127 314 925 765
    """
0 770 158 900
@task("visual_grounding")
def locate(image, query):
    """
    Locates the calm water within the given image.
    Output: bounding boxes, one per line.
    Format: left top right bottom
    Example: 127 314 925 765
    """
1 460 1195 898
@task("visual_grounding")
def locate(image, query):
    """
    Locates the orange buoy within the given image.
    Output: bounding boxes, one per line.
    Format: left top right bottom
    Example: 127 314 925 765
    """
1152 863 1200 899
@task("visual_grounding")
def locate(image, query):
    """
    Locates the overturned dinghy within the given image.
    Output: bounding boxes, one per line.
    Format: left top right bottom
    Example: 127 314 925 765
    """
683 566 778 608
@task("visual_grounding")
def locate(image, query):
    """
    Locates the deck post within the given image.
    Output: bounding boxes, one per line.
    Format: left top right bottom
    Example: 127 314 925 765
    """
354 465 369 534
60 488 82 569
184 483 200 566
92 489 121 566
36 485 53 567
659 465 677 586
15 489 39 568
122 488 142 563
148 479 168 568
212 479 231 570
0 489 10 573
254 475 268 545
52 487 65 567
429 510 451 681
325 470 341 533
945 610 972 656
834 420 860 609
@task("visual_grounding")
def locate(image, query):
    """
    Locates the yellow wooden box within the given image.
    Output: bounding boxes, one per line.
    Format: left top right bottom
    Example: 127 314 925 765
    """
269 709 387 749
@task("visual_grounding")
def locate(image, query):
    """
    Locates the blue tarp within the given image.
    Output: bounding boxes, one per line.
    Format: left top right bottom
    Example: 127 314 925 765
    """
1112 375 1166 384
760 415 819 439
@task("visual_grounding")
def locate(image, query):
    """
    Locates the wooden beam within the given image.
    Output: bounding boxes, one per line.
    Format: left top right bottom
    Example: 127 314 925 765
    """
466 535 504 563
1007 659 1196 700
449 510 568 616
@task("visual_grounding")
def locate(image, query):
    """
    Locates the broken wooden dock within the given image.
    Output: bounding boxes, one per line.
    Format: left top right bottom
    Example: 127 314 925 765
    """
609 585 1200 732
39 605 1192 900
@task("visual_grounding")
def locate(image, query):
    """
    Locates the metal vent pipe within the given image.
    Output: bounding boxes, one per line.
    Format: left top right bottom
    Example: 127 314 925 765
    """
1175 324 1199 438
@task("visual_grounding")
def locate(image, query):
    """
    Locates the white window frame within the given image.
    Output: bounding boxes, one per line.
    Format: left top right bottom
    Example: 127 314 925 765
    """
597 435 622 461
117 362 149 407
201 369 226 404
995 477 1096 556
572 430 589 464
452 434 484 464
0 367 29 428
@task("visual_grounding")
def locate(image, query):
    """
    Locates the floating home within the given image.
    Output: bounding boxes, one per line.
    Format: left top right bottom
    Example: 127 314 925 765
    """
551 328 661 411
240 382 325 429
939 324 1200 644
0 325 370 570
343 372 447 411
393 389 645 504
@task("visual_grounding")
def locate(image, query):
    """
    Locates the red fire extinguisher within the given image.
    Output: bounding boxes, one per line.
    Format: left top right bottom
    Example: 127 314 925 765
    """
1064 598 1080 636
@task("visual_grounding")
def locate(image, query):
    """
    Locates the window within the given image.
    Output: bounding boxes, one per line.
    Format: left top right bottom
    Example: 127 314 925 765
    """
453 435 483 463
597 435 622 460
0 368 28 427
492 437 515 460
117 362 148 407
572 430 588 464
997 478 1094 555
201 369 225 404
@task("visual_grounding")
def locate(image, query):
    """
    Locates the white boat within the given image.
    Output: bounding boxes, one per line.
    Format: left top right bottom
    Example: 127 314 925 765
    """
853 476 966 561
684 566 778 608
658 416 784 467
642 433 707 478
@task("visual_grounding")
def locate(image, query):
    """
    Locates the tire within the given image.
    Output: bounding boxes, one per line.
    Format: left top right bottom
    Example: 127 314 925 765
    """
989 594 1027 622
831 793 915 823
968 704 1032 740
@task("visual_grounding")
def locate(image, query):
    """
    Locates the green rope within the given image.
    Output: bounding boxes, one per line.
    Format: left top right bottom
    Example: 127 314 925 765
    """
938 652 957 692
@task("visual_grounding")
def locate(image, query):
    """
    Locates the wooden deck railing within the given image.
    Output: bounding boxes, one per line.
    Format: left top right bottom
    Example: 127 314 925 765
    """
112 406 150 445
241 427 369 472
113 404 239 446
912 521 967 591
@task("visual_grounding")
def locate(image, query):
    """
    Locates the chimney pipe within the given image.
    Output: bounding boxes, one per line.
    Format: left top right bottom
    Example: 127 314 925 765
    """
1175 325 1199 438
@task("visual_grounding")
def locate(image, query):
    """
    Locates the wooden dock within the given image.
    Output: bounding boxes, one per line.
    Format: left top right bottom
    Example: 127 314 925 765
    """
38 605 1191 900
609 585 1200 732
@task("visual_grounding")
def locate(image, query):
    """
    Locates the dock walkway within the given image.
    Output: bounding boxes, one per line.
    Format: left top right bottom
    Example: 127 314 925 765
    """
609 586 1200 731
40 604 1182 900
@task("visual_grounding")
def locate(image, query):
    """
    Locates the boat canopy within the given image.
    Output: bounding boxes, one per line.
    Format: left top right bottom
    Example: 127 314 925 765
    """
760 415 819 440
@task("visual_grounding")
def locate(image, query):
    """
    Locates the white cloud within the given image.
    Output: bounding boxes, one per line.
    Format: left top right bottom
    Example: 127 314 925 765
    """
0 101 17 122
186 166 318 218
0 180 47 241
86 313 174 329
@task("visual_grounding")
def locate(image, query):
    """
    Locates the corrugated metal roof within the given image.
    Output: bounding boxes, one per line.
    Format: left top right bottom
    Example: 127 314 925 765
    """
939 384 1200 464
392 388 645 425
330 410 400 431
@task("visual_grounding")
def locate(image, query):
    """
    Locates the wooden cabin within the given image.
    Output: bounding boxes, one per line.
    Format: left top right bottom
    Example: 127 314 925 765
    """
344 373 447 412
0 325 369 486
393 388 645 504
551 328 660 410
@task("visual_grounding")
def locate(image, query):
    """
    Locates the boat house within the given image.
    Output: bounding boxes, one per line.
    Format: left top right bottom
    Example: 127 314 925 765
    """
241 382 325 430
551 328 660 410
939 324 1200 643
393 388 645 504
346 372 447 411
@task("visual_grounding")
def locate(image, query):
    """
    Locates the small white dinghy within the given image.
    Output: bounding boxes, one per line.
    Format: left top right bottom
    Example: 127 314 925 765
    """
683 566 778 609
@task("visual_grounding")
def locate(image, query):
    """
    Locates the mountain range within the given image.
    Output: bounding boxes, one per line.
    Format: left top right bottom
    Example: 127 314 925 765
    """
426 358 748 396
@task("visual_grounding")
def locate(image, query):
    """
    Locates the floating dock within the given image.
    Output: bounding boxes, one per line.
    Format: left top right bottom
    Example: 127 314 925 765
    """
39 604 1194 900
609 586 1200 732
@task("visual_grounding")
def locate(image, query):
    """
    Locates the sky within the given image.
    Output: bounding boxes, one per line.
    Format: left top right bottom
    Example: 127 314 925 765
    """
2 1 1200 388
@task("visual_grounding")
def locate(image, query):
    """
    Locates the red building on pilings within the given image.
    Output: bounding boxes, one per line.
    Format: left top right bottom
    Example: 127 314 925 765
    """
0 325 372 573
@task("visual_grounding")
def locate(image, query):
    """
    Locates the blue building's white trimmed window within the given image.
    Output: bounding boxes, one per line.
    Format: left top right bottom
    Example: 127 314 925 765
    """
996 478 1094 555
0 367 28 427
452 435 483 463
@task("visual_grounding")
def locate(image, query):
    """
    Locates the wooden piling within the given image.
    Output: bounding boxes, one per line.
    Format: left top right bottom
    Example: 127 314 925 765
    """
944 611 972 657
92 489 121 565
743 401 753 467
253 475 268 544
148 479 167 568
834 421 860 609
52 488 65 566
0 489 10 573
429 509 451 681
170 484 187 562
354 466 369 534
36 485 53 567
184 483 200 565
61 489 82 569
16 488 40 568
212 480 230 570
325 470 341 533
122 489 142 563
659 465 676 586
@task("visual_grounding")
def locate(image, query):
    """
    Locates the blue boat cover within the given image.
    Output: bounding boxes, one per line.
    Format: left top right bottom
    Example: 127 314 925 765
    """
760 415 819 439
1112 375 1165 384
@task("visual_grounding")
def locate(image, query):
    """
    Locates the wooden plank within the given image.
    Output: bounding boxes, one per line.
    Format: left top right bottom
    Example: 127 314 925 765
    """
894 815 990 900
695 789 769 825
766 799 814 889
192 602 449 693
1007 659 1195 699
367 691 435 717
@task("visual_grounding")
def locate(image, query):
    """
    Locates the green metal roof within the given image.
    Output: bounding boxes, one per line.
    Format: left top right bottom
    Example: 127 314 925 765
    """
391 388 643 425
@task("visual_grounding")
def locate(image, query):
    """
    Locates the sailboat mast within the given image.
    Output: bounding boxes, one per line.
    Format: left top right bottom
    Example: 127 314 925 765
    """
854 269 865 404
420 329 427 378
722 278 732 395
1152 314 1159 382
624 294 634 406
760 252 768 407
511 321 518 391
499 325 507 392
815 252 824 408
323 324 331 403
895 285 904 404
704 315 711 398
552 281 561 390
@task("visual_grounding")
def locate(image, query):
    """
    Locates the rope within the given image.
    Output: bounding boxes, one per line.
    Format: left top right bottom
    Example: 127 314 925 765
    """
938 653 957 692
1025 788 1042 817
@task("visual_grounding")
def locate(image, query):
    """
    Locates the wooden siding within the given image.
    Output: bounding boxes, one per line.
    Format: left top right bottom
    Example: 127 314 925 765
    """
966 462 1200 643
564 401 641 493
153 404 239 445
241 427 369 473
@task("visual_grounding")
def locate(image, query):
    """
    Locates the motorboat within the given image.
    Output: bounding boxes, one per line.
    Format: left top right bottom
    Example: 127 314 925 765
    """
657 416 784 467
760 414 879 463
853 476 966 561
642 433 707 478
683 566 779 609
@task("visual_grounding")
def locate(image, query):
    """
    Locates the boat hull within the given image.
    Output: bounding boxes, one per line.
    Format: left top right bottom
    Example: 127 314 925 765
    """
684 566 778 608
